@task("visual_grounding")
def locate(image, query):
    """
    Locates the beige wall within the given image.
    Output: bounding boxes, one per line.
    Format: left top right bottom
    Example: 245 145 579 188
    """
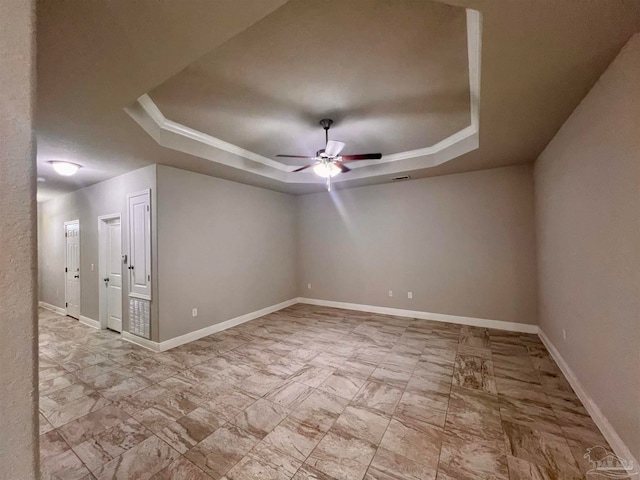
297 165 538 325
535 34 640 462
38 166 159 340
156 165 297 342
0 0 39 477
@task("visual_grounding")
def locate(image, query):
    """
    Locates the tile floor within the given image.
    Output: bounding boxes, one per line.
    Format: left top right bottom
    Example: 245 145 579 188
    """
38 305 610 479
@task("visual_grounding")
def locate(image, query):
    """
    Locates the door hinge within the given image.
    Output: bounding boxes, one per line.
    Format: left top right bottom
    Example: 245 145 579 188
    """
147 274 150 281
65 302 68 307
147 205 150 212
65 267 68 272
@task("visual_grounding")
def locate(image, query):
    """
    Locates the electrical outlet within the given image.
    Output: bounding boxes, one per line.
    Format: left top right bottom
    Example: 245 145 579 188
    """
307 283 312 289
562 328 567 341
388 290 393 297
408 292 413 299
192 308 198 317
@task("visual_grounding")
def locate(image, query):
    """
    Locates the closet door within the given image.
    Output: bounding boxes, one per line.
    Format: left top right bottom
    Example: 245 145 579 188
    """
127 190 151 300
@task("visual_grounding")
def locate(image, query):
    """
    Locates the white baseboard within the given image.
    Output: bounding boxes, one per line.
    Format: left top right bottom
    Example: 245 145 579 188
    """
79 316 100 329
121 331 161 352
38 301 66 316
296 297 539 334
158 298 299 351
538 329 637 469
121 298 299 353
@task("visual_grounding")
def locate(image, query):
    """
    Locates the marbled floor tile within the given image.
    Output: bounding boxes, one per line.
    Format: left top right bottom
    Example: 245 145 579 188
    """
452 355 497 394
369 366 412 389
40 364 73 382
72 417 151 472
57 405 130 447
40 413 55 435
332 405 391 445
93 435 179 480
74 361 122 382
502 420 582 477
46 382 97 406
366 446 437 480
262 417 325 461
265 380 314 410
288 364 336 388
99 374 154 401
545 390 589 418
307 429 377 480
495 377 550 406
319 370 368 400
538 371 574 396
45 391 112 428
151 457 213 480
40 448 92 480
185 424 261 479
437 428 508 480
156 407 226 454
289 390 349 433
232 398 289 439
224 441 303 480
352 380 404 415
499 400 563 436
292 463 339 480
553 409 609 446
127 357 181 383
394 390 447 428
236 370 288 397
40 372 79 396
459 326 490 348
40 430 71 461
507 455 583 480
456 344 492 359
379 417 442 467
444 386 503 441
203 389 257 422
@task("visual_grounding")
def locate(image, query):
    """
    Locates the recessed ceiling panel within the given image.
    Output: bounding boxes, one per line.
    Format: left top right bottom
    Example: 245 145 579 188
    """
150 0 470 164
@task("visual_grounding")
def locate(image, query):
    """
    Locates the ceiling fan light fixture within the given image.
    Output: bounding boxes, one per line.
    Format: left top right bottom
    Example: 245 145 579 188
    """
48 160 82 176
313 162 340 178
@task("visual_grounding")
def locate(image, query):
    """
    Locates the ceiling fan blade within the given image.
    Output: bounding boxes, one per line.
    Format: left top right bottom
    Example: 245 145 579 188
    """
292 164 315 172
276 154 315 159
341 153 382 161
334 161 351 173
324 140 345 157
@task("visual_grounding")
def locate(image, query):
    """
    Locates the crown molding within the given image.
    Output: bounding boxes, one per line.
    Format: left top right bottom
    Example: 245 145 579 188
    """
126 8 482 185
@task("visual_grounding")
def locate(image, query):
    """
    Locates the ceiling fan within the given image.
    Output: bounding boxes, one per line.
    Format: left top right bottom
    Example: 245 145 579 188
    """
276 119 382 191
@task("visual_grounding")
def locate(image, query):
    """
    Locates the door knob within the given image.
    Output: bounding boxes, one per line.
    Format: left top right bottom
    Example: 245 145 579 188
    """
103 278 110 282
74 275 79 278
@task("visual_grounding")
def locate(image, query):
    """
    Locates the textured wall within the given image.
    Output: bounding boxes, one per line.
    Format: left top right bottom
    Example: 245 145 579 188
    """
0 0 39 477
297 165 539 325
38 166 158 339
156 165 297 342
535 34 640 462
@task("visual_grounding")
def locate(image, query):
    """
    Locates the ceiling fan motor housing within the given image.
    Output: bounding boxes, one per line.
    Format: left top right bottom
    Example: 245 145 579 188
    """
319 118 334 130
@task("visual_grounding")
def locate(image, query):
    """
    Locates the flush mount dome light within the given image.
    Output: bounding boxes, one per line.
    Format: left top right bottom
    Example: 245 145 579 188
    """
313 161 340 178
48 161 81 176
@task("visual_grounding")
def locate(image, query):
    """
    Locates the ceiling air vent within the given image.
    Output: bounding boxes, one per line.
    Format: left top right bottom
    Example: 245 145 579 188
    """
392 175 411 181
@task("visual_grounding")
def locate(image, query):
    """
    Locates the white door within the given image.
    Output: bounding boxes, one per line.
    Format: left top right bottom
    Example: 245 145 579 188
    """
104 219 122 332
128 190 151 299
65 221 80 319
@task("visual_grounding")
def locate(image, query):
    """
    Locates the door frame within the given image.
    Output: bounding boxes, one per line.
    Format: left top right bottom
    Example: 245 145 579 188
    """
98 213 122 330
64 219 80 318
